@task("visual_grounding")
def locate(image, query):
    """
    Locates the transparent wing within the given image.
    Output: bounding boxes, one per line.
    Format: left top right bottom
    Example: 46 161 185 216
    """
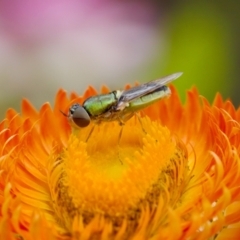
119 72 182 104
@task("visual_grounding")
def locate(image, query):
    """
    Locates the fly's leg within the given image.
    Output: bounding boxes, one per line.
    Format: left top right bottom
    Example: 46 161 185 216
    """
116 119 125 164
86 125 95 142
135 113 147 134
118 123 124 145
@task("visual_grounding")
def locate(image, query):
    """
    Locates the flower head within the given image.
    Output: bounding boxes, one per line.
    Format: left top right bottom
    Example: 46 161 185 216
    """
0 84 240 239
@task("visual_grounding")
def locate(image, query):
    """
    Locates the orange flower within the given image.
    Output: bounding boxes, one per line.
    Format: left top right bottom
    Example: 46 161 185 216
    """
0 84 240 240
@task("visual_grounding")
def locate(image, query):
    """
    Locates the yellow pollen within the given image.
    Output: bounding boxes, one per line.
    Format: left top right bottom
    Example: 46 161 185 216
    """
53 116 176 229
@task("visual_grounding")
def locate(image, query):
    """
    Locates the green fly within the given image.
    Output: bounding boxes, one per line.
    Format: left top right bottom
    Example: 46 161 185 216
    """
64 72 182 134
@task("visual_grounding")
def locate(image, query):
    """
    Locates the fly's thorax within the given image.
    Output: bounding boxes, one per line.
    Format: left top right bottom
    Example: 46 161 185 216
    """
115 90 129 111
115 90 122 100
82 92 118 117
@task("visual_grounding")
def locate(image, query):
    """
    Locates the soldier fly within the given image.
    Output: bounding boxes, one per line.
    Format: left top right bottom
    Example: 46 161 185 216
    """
65 72 182 130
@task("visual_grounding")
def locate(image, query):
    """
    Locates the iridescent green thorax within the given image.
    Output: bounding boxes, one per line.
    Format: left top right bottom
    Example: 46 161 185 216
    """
83 91 118 117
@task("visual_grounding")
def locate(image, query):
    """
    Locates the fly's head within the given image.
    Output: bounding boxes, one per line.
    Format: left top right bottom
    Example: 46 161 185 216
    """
61 103 91 128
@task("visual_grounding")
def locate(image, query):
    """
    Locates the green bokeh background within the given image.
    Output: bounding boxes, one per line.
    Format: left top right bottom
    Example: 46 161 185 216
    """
144 1 238 106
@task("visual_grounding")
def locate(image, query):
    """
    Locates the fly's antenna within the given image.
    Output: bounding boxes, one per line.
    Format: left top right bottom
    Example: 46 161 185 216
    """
59 109 68 117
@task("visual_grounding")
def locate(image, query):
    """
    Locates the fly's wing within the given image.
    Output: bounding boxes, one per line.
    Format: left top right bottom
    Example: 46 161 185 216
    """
117 72 182 109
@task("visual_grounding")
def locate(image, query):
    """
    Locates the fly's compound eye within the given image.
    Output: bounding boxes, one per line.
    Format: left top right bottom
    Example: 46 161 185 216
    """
69 104 91 128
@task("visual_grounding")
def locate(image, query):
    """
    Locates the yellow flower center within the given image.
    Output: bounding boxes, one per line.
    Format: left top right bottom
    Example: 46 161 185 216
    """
50 116 179 231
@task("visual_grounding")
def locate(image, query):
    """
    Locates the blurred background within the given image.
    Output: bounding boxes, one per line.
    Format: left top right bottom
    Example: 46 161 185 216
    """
0 0 239 118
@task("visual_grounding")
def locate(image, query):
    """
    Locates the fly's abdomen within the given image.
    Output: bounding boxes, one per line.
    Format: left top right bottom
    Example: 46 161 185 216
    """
128 86 171 112
83 92 118 117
